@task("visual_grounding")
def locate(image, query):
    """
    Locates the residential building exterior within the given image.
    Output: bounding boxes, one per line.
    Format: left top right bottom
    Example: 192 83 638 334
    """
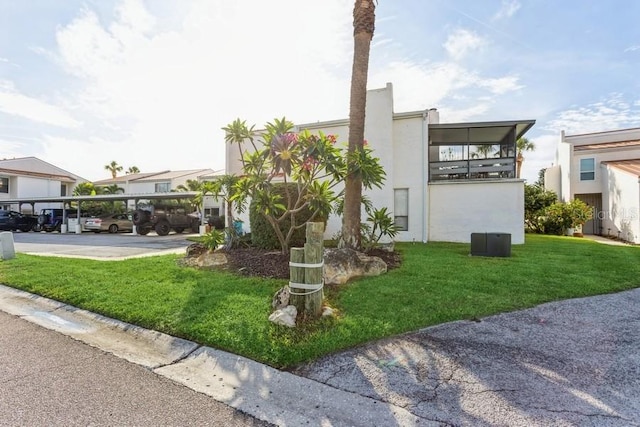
94 168 224 215
226 83 535 244
545 127 640 243
0 157 86 213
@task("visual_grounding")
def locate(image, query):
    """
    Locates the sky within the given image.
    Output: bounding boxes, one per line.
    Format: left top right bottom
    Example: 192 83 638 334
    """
1 0 640 184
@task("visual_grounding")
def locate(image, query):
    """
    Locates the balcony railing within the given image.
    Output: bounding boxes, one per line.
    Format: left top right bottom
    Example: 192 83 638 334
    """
429 157 515 181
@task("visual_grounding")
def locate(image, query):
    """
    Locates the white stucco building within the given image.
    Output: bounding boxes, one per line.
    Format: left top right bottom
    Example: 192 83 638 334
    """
226 83 535 244
0 157 86 213
94 169 224 216
545 127 640 243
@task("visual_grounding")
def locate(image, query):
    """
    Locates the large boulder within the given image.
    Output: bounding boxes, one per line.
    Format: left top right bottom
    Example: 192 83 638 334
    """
323 248 387 285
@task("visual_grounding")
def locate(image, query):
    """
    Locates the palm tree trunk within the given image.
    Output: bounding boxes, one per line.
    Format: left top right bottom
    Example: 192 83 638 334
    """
516 152 523 178
341 0 375 250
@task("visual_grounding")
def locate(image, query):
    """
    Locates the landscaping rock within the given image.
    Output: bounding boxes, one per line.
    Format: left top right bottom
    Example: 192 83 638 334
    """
272 286 291 310
185 243 208 258
323 248 387 285
268 305 297 328
180 251 228 269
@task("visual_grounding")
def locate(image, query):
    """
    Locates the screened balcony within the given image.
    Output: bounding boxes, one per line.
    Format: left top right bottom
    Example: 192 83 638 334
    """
428 120 535 181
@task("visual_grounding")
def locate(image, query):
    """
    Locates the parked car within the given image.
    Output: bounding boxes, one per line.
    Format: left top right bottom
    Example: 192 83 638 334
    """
85 213 133 233
36 208 66 232
0 210 38 232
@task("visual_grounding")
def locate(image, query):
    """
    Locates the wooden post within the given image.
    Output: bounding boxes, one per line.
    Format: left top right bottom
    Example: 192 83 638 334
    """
289 248 305 312
304 222 324 318
288 222 324 320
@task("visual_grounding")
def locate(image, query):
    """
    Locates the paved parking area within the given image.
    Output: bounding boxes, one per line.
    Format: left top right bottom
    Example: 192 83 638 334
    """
10 231 194 260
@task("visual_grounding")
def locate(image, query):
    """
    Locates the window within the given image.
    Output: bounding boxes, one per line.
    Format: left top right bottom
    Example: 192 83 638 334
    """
580 158 595 181
60 183 67 196
155 182 171 192
394 188 409 231
0 177 8 194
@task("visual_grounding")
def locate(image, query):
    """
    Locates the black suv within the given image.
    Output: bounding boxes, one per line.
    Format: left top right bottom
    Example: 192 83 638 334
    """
132 205 200 236
0 210 38 232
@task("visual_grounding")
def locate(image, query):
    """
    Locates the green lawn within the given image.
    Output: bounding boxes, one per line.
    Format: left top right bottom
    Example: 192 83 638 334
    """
1 234 639 369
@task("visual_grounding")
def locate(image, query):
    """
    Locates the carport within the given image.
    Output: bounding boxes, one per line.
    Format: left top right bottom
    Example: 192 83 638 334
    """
3 192 201 234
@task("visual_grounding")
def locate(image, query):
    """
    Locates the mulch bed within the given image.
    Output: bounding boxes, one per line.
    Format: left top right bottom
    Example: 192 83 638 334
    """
220 246 402 280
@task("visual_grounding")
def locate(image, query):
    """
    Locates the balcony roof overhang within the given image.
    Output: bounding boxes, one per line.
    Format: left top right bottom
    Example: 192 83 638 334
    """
429 119 536 145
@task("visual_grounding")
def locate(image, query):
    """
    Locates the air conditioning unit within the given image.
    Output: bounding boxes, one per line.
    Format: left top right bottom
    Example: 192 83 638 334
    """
470 232 511 257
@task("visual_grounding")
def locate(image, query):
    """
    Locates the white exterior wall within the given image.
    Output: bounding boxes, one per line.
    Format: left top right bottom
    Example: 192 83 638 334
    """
556 132 572 201
544 165 561 197
602 166 640 243
428 180 525 244
362 83 395 243
392 115 427 242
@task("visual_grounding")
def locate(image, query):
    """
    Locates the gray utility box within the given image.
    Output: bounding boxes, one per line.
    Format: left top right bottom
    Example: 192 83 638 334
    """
471 232 511 257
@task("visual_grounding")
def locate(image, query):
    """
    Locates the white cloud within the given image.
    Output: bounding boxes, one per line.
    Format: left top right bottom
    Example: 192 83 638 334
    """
493 0 521 21
624 45 640 52
0 80 81 128
44 0 354 180
443 29 486 60
478 76 523 95
546 94 640 134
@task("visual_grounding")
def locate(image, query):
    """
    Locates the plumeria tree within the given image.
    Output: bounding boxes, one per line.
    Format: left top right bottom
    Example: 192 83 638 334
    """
224 117 386 254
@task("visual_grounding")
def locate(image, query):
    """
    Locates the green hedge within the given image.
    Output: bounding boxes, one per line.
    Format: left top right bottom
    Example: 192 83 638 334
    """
250 183 324 249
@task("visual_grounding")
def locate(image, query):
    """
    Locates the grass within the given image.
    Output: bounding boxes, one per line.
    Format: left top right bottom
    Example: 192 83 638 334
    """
1 234 639 369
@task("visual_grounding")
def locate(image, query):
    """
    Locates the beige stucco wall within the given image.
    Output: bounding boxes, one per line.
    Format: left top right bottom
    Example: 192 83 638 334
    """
428 180 525 244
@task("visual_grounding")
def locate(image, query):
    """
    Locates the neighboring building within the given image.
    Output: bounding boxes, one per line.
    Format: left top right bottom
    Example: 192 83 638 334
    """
226 83 535 244
94 168 224 216
545 127 640 243
0 157 86 213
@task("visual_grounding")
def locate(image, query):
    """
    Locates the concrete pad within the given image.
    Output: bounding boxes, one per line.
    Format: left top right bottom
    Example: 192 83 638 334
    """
155 346 427 427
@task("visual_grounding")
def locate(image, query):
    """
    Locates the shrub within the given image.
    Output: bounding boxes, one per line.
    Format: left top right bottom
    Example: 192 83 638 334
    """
524 184 557 233
250 183 324 250
201 229 225 251
542 199 593 235
206 215 225 230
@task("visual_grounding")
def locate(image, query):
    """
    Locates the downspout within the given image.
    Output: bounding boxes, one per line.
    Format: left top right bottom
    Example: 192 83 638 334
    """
422 110 427 243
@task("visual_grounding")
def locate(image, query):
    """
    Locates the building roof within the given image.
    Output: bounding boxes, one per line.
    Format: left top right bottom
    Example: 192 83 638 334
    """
0 156 85 181
574 140 640 151
93 169 216 185
602 159 640 178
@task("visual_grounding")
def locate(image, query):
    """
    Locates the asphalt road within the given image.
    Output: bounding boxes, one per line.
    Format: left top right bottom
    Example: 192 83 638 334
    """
0 310 271 427
9 230 194 259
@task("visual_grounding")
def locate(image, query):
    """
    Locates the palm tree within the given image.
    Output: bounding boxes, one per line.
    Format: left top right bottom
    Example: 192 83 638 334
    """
176 179 201 192
101 184 124 194
126 166 140 175
516 137 535 179
104 161 123 179
471 144 497 159
222 119 256 170
341 0 376 250
72 182 96 196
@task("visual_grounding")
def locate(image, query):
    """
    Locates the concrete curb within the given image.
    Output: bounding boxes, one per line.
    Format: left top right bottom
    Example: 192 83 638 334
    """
0 284 430 426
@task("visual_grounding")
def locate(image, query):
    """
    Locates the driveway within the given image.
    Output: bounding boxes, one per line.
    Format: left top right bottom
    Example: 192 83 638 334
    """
9 231 194 260
293 288 640 426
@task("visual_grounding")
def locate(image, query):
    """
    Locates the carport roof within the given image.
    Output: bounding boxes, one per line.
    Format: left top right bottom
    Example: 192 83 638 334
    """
3 191 200 206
